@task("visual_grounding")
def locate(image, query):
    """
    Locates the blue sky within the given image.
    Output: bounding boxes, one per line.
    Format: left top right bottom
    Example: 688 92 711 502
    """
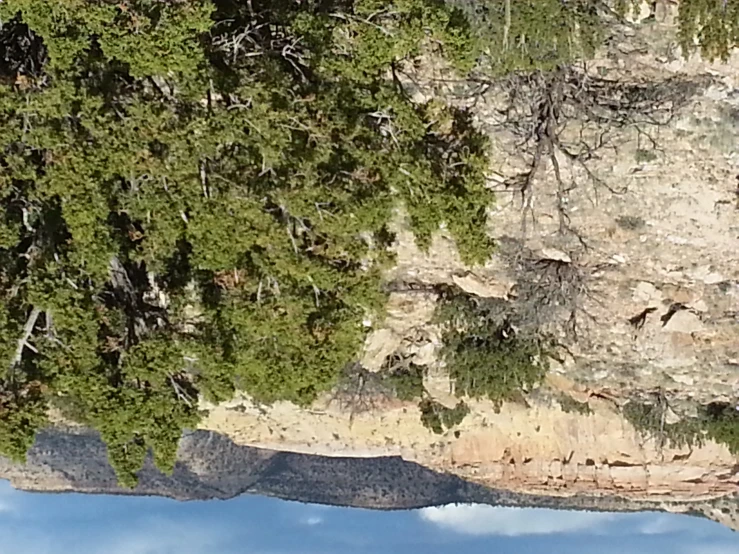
0 480 736 554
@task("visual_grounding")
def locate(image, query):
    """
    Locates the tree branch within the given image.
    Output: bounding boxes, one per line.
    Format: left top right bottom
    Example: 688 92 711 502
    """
168 373 193 407
9 307 41 372
503 0 511 51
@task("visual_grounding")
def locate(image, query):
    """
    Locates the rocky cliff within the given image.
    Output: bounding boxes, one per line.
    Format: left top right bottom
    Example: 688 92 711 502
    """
195 2 739 531
1 1 737 536
2 427 736 530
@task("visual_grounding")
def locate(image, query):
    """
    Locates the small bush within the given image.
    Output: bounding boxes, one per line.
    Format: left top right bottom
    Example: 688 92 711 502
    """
436 291 548 409
623 399 704 450
419 399 469 434
634 149 658 163
558 394 592 415
703 403 739 455
616 216 646 231
499 243 591 339
331 363 390 417
385 364 425 402
625 399 739 455
331 357 426 420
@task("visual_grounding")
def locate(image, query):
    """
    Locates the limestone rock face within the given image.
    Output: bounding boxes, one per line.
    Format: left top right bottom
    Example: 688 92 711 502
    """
2 428 737 532
200 6 739 530
200 395 739 509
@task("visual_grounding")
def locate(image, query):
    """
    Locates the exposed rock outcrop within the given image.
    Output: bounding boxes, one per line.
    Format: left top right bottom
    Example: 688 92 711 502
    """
3 2 738 537
2 428 736 531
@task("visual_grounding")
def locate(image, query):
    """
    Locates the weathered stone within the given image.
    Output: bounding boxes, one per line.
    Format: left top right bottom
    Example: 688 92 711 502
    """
452 273 510 298
540 248 572 263
663 310 705 334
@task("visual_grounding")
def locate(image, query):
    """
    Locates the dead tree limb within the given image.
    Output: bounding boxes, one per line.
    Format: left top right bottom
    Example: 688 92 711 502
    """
330 363 392 426
492 67 706 245
501 242 603 341
9 307 41 373
168 372 194 407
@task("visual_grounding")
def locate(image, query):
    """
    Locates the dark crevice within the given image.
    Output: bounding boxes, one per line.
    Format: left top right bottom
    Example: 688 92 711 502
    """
628 307 656 329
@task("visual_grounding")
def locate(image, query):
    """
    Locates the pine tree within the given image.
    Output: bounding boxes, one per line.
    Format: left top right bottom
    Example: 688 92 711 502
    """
678 0 739 61
0 0 494 485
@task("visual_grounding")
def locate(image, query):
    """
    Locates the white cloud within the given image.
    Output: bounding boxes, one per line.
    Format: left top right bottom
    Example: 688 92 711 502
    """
419 504 619 536
302 516 323 526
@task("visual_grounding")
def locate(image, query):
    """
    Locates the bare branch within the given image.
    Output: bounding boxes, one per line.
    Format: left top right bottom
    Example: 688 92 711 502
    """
329 12 394 36
330 363 393 426
9 307 41 372
200 160 210 198
168 372 193 407
491 67 705 246
503 0 511 51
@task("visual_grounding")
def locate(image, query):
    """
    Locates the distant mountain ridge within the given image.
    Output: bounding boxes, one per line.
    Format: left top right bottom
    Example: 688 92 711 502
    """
0 428 736 530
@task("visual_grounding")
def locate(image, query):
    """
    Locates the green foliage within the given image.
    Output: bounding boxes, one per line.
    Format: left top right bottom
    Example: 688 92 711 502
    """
44 333 202 484
436 290 548 408
457 0 739 72
677 0 739 62
0 0 494 486
615 215 646 231
558 394 592 416
623 399 739 455
0 0 213 76
454 0 603 74
317 0 481 80
419 398 469 434
106 438 148 490
0 386 48 463
384 364 425 402
634 149 658 163
702 403 739 455
623 400 705 450
0 305 21 372
613 0 643 17
1 0 736 490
